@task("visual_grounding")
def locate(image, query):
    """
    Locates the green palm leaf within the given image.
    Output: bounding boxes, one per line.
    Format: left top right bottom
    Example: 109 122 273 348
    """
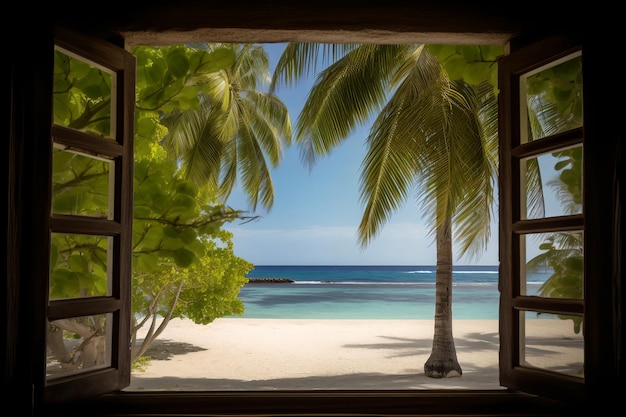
292 44 413 168
161 43 292 210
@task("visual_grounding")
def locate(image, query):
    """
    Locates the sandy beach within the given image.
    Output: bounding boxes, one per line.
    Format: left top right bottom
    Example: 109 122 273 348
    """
127 318 583 391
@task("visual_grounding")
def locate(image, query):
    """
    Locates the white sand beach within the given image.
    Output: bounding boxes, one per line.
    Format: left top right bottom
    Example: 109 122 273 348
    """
127 318 583 391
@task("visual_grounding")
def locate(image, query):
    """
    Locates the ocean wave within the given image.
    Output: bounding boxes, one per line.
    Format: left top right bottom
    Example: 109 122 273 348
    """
452 282 499 287
290 280 499 287
292 280 434 286
404 270 499 274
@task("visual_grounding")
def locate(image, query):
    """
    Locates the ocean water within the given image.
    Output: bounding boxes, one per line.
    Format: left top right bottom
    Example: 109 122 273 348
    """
227 265 550 320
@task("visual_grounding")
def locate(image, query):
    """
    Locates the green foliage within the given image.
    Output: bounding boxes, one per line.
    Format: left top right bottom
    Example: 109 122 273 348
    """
131 231 252 326
550 146 583 209
158 44 293 211
132 354 152 372
529 232 584 333
51 149 111 216
49 232 109 300
51 44 253 367
170 232 251 324
134 45 235 114
427 45 504 89
527 129 583 334
525 55 583 129
53 49 112 135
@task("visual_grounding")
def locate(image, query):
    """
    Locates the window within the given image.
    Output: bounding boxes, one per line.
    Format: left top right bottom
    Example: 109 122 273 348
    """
498 38 586 402
7 13 621 417
45 28 136 402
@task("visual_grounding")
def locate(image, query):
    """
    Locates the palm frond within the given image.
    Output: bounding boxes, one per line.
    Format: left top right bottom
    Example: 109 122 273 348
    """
526 231 583 271
183 121 223 188
160 98 222 187
270 43 359 93
295 44 412 169
233 44 271 91
216 137 238 204
358 46 451 246
198 69 232 111
161 98 211 156
379 54 497 261
525 158 546 218
448 81 498 260
235 124 275 211
358 97 419 247
243 89 293 165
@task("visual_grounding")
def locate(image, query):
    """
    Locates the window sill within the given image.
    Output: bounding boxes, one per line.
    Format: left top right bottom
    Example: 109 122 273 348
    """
45 389 569 416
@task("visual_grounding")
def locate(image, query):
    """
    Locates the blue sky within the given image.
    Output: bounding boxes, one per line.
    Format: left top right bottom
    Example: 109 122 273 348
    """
222 43 500 266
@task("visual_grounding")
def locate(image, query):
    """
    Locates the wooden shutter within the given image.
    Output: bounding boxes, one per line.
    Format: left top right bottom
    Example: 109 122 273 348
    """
498 34 605 404
42 27 135 403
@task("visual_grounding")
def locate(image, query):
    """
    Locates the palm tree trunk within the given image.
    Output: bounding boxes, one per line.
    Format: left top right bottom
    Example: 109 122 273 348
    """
424 213 463 378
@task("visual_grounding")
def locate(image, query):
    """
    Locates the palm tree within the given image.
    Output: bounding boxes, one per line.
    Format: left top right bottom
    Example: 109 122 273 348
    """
271 44 498 378
161 43 293 211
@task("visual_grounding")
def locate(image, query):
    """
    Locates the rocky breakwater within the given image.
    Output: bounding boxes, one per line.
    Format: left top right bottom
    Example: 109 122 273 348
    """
246 278 294 284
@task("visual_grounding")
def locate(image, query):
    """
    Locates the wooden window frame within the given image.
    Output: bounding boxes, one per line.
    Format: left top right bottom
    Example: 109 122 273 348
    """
498 36 586 402
43 27 136 403
6 16 621 417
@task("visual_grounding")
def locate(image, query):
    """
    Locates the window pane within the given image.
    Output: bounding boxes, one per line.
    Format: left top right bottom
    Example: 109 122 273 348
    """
49 233 112 300
520 52 582 143
520 145 582 220
521 231 583 299
52 148 113 218
46 313 113 380
53 47 114 138
520 311 583 378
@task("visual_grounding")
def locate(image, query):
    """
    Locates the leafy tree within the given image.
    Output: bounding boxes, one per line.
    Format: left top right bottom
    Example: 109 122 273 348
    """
427 44 501 90
48 44 255 372
271 44 501 378
130 155 254 362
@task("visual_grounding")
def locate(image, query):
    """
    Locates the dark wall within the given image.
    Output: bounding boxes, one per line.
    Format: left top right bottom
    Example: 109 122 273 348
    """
49 1 586 46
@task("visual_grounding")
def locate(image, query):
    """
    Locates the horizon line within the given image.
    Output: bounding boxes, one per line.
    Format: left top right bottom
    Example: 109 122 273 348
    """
250 264 499 267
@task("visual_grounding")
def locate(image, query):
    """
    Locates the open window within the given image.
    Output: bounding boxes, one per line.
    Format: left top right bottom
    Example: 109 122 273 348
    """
498 36 586 402
14 23 617 417
43 27 135 403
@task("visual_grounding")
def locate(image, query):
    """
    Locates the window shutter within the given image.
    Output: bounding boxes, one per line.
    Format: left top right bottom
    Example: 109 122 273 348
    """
42 27 135 403
498 35 588 403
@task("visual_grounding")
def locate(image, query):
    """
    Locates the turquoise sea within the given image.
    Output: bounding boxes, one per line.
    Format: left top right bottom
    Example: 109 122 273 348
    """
227 265 550 320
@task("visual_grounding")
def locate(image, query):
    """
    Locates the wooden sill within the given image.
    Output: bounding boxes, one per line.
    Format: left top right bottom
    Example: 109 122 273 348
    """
44 389 570 416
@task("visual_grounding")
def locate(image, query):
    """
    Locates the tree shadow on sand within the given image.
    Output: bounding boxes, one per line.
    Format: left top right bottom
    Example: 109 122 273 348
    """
142 339 207 361
343 331 499 359
129 332 503 391
127 371 504 391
